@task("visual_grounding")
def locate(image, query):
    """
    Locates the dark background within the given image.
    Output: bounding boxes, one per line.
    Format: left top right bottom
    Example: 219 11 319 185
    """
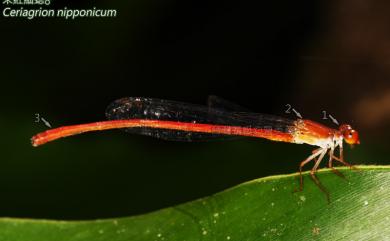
1 0 389 219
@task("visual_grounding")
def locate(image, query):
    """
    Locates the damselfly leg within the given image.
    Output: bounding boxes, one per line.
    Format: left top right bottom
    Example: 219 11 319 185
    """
331 145 358 170
309 149 330 203
297 148 323 192
328 147 345 178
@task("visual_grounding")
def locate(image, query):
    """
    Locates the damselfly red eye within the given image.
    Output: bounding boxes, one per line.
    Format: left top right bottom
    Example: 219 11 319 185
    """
339 124 360 145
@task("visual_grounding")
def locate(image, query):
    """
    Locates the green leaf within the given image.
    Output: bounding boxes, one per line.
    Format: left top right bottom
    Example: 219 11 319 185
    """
1 165 389 241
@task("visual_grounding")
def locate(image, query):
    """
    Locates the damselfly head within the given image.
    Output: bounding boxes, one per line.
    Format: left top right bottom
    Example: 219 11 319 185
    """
339 124 360 145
